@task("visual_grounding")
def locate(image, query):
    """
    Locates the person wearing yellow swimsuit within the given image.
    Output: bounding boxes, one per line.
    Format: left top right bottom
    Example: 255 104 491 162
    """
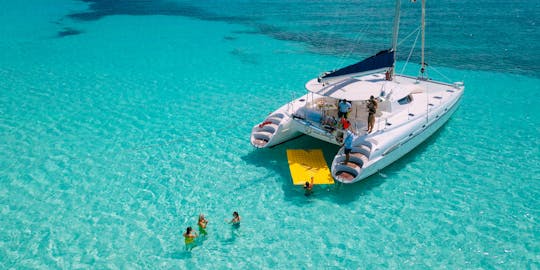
183 226 198 250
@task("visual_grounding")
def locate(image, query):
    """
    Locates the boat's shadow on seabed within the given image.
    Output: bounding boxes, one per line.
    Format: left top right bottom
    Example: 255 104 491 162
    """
242 125 451 204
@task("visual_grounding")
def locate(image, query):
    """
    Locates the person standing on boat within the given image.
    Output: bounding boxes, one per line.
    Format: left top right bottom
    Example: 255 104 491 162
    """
343 124 355 164
367 96 378 133
338 99 352 119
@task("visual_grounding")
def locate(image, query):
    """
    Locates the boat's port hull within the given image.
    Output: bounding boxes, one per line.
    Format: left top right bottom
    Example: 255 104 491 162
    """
251 109 302 148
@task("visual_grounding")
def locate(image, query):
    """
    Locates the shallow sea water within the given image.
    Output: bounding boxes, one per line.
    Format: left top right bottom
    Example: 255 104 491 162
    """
0 1 539 268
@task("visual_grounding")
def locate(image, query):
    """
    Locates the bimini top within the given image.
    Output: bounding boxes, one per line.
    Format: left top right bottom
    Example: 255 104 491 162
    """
305 75 394 101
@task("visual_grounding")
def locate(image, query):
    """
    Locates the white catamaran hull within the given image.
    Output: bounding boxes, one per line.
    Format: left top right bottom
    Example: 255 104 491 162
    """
250 0 465 184
250 103 300 148
251 73 464 183
332 92 462 182
250 94 342 148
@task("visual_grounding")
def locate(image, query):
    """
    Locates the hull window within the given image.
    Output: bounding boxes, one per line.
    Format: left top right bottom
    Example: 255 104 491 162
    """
398 95 413 105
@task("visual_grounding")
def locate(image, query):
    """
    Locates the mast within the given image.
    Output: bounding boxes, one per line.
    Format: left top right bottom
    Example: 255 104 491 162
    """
421 0 428 124
391 0 401 78
420 0 426 77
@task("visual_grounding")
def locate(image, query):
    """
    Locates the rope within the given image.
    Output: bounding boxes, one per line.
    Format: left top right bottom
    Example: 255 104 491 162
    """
397 25 421 47
400 28 421 74
429 65 453 82
334 23 370 70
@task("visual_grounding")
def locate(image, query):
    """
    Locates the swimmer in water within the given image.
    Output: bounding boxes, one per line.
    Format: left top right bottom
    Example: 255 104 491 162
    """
183 226 198 250
303 176 314 196
229 211 241 228
198 214 208 236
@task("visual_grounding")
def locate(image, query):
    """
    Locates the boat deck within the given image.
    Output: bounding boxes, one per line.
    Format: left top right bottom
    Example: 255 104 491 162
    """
302 73 463 136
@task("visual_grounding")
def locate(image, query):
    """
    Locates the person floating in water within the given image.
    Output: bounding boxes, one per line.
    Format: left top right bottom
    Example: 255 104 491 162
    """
303 176 314 196
229 211 241 228
183 226 198 251
198 214 208 236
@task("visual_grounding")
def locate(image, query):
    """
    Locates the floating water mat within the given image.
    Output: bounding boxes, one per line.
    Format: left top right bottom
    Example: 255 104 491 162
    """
286 149 334 185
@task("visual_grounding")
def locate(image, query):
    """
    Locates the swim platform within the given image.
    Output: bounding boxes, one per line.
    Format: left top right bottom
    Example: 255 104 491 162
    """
286 149 334 185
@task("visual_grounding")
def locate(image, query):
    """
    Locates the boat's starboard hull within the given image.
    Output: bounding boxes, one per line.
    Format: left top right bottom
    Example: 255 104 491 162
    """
332 89 463 183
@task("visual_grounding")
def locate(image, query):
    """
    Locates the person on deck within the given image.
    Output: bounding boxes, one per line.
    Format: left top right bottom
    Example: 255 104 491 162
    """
367 96 378 133
340 117 351 129
343 126 355 164
338 99 352 119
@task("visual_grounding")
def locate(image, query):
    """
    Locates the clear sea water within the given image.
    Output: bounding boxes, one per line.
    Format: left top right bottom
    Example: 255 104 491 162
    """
1 0 539 268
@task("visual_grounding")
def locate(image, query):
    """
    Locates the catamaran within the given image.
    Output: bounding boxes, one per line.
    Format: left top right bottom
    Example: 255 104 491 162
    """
250 0 464 183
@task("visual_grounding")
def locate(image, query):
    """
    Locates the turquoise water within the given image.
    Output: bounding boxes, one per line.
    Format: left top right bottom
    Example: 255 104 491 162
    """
1 0 539 268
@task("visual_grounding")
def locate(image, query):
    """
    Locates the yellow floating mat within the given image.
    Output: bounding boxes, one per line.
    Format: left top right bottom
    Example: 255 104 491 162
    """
286 149 334 185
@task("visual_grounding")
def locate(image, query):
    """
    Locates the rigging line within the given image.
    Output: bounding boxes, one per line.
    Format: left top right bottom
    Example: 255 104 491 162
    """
330 9 352 68
400 28 421 74
351 23 370 53
334 23 370 71
397 25 421 47
429 65 452 83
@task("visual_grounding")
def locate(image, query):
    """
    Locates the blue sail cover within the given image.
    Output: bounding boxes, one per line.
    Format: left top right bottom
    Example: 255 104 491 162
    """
320 49 394 81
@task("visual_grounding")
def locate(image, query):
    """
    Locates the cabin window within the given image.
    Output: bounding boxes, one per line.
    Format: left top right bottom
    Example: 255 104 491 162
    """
397 95 413 105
